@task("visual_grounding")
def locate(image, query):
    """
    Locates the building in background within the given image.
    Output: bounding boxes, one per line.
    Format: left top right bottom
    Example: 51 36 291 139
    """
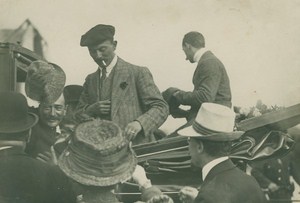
0 19 48 58
0 19 48 107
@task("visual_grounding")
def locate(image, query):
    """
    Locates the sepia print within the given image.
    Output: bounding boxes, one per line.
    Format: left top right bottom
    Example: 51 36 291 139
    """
0 0 300 202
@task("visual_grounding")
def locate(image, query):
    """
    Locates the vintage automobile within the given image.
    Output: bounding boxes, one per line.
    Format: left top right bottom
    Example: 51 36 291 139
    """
117 104 300 202
0 42 46 95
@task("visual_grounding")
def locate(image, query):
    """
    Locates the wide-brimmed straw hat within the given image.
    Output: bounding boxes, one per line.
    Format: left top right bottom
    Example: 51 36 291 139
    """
0 91 38 133
25 60 66 104
178 103 244 141
58 119 137 187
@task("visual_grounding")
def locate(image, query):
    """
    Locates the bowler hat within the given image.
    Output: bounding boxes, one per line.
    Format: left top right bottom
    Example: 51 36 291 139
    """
58 119 137 186
178 103 244 141
80 24 115 47
0 91 38 133
25 60 66 104
63 85 84 104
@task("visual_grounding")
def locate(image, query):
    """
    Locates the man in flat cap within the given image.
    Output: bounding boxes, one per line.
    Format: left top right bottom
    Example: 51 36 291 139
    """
177 103 266 203
76 24 169 145
163 32 232 126
0 91 75 203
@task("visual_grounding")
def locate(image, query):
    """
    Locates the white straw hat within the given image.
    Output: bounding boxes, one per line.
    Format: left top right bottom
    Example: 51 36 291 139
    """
178 103 244 141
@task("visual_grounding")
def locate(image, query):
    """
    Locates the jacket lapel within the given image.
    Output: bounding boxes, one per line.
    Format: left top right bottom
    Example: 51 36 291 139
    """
111 58 130 118
90 69 100 102
203 159 237 185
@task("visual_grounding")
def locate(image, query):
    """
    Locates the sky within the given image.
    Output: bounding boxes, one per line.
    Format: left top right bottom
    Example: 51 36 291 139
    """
1 0 300 108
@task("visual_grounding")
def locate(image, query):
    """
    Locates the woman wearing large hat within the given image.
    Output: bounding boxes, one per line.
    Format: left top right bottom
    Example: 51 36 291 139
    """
58 119 173 203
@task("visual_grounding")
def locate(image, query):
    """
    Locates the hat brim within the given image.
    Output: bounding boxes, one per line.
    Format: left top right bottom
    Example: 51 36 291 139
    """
58 148 137 187
25 61 66 104
0 113 38 133
178 125 244 142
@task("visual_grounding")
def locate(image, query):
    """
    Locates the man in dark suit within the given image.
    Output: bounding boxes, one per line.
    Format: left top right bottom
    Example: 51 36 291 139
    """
76 24 169 145
26 93 67 164
164 32 231 123
0 91 75 203
25 61 68 164
178 103 266 203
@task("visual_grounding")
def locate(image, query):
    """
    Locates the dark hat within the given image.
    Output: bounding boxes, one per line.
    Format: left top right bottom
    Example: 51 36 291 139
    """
162 87 181 114
80 24 115 47
0 91 38 133
162 87 180 106
63 85 84 104
178 103 244 141
58 119 137 186
25 60 66 104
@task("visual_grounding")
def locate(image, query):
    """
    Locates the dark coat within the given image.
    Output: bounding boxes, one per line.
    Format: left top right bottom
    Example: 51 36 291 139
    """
174 51 232 121
76 57 169 145
25 121 58 162
0 147 76 203
195 159 266 203
251 156 296 201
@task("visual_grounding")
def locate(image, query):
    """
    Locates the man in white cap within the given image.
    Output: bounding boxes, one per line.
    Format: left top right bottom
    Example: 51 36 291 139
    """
177 103 266 203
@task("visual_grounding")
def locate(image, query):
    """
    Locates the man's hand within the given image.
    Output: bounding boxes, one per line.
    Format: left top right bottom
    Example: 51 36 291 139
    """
147 195 174 203
86 100 111 116
132 165 150 187
179 186 199 203
36 151 53 164
268 182 280 192
124 121 142 141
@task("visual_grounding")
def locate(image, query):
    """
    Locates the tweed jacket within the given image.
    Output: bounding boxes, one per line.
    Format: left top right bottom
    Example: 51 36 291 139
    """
76 57 168 144
195 159 266 203
174 51 232 121
0 147 76 203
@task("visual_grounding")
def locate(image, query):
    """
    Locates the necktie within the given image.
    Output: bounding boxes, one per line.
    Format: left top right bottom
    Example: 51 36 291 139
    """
100 67 107 88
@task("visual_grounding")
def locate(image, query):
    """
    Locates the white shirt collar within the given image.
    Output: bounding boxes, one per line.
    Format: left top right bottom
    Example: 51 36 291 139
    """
56 126 61 134
193 48 208 63
99 55 118 77
202 156 229 181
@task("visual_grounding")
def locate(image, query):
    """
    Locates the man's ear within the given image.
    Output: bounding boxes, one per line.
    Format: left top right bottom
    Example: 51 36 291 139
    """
113 40 118 49
63 105 68 116
196 140 204 154
26 129 32 143
183 42 191 49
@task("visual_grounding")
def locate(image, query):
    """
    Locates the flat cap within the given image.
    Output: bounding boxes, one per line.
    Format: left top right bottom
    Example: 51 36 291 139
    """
80 24 115 47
